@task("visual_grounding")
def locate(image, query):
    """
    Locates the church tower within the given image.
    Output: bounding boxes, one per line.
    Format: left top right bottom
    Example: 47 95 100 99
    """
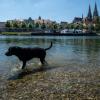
82 14 83 19
87 4 92 22
93 2 99 18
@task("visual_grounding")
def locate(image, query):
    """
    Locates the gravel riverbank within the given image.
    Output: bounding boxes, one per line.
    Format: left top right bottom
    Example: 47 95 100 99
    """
0 65 100 100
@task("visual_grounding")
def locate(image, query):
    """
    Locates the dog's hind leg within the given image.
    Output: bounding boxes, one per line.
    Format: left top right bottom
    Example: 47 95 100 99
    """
22 61 26 69
40 58 45 65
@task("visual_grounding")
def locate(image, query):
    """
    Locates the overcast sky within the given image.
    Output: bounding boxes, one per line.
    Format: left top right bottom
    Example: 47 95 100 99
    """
0 0 100 22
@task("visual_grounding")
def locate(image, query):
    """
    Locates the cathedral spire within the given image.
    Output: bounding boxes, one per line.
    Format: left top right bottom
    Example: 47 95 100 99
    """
87 4 92 21
93 2 99 18
82 14 83 19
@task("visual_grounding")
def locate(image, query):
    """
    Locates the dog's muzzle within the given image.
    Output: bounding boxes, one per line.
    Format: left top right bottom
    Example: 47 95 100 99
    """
5 52 12 56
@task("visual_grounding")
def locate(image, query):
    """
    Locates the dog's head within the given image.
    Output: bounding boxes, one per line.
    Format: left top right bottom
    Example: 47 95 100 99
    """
5 46 20 56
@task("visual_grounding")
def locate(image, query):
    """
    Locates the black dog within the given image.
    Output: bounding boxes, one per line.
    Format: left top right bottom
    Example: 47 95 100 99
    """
5 42 52 69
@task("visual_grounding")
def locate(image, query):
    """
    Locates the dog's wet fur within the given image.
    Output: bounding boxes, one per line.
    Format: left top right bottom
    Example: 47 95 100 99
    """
5 42 52 69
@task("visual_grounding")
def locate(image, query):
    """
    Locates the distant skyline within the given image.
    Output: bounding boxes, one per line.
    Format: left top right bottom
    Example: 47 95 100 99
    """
0 0 100 22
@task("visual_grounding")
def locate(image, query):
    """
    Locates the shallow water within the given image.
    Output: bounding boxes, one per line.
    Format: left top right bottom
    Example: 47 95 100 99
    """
0 36 100 79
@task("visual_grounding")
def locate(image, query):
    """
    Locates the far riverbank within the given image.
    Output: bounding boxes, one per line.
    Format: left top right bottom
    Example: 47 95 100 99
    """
0 32 99 36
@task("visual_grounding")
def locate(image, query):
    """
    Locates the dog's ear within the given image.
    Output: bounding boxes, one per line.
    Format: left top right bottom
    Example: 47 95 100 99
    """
8 47 13 52
14 46 21 50
8 46 19 52
13 47 19 49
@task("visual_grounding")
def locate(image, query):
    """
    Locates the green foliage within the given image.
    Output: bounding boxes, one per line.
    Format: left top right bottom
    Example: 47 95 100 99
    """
13 22 20 28
35 23 39 29
47 24 53 30
94 17 100 24
28 23 33 29
65 24 69 29
78 24 83 29
21 22 27 28
94 24 100 31
74 24 79 29
59 25 63 29
41 23 46 29
5 21 11 28
53 24 58 30
83 25 88 30
92 17 100 32
91 25 95 31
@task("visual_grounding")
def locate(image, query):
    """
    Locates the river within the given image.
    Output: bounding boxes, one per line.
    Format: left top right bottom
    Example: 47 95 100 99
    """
0 36 100 79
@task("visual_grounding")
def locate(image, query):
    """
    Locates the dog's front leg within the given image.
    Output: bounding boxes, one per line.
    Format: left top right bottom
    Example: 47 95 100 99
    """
22 61 26 69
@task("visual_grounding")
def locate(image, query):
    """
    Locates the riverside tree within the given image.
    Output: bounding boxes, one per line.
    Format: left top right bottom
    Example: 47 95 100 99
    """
13 22 20 28
94 17 100 32
21 22 27 28
41 23 46 30
35 22 39 29
28 23 33 29
5 21 12 28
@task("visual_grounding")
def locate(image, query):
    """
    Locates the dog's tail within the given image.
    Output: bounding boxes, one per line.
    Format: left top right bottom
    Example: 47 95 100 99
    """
45 42 53 51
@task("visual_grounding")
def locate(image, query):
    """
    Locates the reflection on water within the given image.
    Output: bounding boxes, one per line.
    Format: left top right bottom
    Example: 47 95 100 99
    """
0 36 100 79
